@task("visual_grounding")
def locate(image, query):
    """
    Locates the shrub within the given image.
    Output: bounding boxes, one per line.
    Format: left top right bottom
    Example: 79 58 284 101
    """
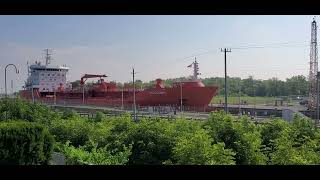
91 114 135 151
0 121 54 165
49 116 93 147
204 111 267 165
172 129 235 165
0 97 60 125
61 109 79 119
126 118 173 165
57 141 131 165
93 112 105 123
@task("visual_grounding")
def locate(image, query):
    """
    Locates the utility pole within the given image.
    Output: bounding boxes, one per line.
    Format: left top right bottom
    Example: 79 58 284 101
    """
253 77 256 119
180 82 183 118
132 68 137 121
221 48 231 113
317 72 320 128
238 80 241 117
121 85 124 110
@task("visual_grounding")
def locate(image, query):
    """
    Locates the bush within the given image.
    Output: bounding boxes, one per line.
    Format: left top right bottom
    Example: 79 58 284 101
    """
0 97 60 125
49 116 93 147
91 114 135 151
0 121 54 165
57 141 131 165
61 109 79 119
291 115 317 145
172 129 235 165
126 118 173 165
93 112 105 123
204 111 267 165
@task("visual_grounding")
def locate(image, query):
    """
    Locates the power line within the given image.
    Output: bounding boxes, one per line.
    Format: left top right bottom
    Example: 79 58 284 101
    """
177 41 309 61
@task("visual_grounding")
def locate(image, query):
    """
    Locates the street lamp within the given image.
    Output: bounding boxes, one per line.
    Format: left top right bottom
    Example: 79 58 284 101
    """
5 64 19 96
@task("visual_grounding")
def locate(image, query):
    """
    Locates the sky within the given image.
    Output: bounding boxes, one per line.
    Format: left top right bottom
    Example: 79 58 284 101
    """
0 15 316 93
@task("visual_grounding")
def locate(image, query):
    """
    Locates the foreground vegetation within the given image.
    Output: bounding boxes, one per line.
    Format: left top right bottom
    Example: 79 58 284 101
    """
1 97 320 165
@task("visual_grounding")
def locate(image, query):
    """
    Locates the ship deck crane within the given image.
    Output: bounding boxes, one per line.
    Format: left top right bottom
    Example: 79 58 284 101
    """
80 74 108 86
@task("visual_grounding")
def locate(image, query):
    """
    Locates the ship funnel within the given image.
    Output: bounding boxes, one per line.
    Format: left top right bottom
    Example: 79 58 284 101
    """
155 78 165 88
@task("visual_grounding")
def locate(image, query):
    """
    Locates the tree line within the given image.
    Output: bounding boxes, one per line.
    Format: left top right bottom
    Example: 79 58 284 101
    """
70 75 309 97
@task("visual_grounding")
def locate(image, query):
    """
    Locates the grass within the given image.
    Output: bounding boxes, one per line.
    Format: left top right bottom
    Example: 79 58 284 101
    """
211 96 277 105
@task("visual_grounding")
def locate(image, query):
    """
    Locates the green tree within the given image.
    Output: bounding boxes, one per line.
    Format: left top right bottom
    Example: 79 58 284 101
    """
172 129 235 165
286 75 308 96
204 111 267 165
58 141 131 165
49 116 93 147
126 118 173 165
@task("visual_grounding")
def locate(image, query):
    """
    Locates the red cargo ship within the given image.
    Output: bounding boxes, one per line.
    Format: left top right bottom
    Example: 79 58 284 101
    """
19 51 219 110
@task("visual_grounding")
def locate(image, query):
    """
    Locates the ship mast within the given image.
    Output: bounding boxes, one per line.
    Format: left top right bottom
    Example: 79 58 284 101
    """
187 57 201 80
44 49 52 66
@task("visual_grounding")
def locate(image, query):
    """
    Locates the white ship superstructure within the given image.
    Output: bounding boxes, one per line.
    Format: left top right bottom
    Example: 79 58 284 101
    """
25 49 70 93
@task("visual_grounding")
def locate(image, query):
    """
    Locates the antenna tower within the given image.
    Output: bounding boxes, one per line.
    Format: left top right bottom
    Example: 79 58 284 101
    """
309 17 318 110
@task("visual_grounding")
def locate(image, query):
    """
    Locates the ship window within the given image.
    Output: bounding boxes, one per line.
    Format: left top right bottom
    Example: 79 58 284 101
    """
57 74 60 76
54 79 56 81
52 74 55 76
48 74 50 76
62 74 64 76
41 74 44 76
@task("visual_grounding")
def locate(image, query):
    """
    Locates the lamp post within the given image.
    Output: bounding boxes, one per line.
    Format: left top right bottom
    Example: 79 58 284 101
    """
5 64 19 96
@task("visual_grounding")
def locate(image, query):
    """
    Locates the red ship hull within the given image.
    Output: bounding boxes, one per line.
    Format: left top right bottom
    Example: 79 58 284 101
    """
134 86 218 106
19 79 219 109
19 87 218 107
20 87 218 107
